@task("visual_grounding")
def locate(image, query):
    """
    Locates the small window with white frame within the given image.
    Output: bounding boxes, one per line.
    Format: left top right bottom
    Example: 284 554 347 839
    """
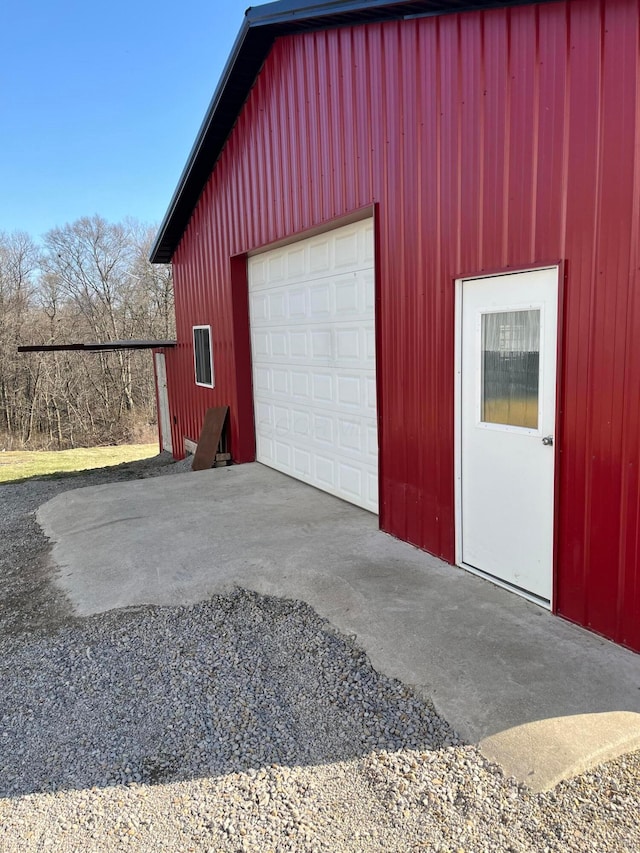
193 325 214 387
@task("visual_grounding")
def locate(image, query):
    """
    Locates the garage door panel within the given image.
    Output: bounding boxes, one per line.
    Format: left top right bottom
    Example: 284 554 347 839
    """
367 472 378 506
249 258 267 286
269 292 286 319
362 224 374 264
254 367 271 393
310 284 331 315
257 434 274 462
335 327 362 359
271 332 287 356
293 448 311 477
336 375 363 407
251 293 268 320
311 372 333 403
255 374 372 416
273 405 289 432
252 322 374 368
366 328 376 359
274 440 291 468
254 397 376 470
334 230 360 267
291 408 310 435
249 219 378 513
312 412 334 444
337 417 361 451
257 396 375 443
272 370 288 394
366 377 377 411
255 401 272 428
250 224 372 290
309 239 331 274
311 330 332 359
289 332 308 358
268 254 285 282
288 289 306 317
287 247 306 278
255 411 376 509
338 463 363 501
314 454 335 489
260 355 374 373
290 371 310 398
335 279 359 313
367 425 378 457
252 331 269 357
252 272 373 325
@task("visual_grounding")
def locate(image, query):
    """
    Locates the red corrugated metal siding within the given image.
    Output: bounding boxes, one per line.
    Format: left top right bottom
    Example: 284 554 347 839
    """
165 0 640 650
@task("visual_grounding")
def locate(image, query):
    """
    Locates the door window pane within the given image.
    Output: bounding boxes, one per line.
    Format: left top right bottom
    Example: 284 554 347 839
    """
481 310 540 428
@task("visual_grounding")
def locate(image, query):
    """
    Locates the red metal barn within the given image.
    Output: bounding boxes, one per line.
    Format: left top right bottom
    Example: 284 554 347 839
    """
151 0 640 653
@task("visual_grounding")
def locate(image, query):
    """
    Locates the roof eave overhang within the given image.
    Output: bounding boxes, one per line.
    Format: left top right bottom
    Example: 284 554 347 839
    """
18 340 177 354
150 14 256 264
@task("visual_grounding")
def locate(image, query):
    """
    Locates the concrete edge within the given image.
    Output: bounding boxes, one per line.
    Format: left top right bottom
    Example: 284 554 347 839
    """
478 711 640 792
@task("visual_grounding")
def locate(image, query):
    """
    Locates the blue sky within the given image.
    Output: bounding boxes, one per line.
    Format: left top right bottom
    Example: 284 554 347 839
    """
1 0 251 241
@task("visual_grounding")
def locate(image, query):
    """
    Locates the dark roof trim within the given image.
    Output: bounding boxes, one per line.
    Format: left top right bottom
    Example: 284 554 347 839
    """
150 0 552 264
18 340 177 354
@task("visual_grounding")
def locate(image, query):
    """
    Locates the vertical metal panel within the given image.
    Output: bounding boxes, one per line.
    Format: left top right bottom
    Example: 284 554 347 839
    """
165 0 640 650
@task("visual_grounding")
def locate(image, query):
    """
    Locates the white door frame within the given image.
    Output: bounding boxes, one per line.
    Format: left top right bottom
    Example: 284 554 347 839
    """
454 265 560 609
155 352 173 454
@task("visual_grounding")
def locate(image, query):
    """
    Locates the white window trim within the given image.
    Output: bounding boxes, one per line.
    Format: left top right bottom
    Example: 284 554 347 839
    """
193 325 214 388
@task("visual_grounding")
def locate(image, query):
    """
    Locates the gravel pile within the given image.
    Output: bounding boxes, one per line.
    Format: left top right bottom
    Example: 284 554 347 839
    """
1 456 639 851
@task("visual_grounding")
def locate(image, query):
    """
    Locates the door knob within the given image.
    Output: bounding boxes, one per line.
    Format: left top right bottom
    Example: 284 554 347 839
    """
542 436 554 446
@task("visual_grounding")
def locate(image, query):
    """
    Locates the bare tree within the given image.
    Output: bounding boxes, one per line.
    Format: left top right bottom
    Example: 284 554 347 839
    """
0 232 40 446
0 217 174 450
129 222 175 340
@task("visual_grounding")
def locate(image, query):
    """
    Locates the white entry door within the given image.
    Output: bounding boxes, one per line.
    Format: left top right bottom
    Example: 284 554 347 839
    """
458 267 558 603
248 219 378 512
155 352 173 454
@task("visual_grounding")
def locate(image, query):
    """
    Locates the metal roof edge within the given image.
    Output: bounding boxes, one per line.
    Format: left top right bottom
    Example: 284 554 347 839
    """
149 0 548 264
150 13 254 263
150 0 449 264
244 0 413 26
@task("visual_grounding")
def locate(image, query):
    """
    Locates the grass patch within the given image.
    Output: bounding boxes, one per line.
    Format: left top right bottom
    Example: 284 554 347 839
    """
0 444 159 485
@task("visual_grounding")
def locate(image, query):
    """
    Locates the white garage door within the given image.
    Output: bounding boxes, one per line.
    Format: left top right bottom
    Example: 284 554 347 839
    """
248 219 378 512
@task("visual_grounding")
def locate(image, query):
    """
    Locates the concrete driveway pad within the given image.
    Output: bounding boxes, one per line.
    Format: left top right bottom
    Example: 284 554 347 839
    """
37 463 640 791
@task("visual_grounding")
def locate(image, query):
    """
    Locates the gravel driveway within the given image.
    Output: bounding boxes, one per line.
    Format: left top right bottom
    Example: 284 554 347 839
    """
1 457 638 851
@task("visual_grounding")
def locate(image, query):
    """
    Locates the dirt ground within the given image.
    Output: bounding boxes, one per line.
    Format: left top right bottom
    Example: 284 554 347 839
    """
0 453 178 636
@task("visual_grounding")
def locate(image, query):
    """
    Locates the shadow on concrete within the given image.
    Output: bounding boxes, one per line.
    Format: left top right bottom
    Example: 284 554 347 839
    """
0 591 461 799
29 463 640 789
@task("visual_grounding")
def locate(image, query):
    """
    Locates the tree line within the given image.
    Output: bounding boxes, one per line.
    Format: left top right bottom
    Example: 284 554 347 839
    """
0 215 174 450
